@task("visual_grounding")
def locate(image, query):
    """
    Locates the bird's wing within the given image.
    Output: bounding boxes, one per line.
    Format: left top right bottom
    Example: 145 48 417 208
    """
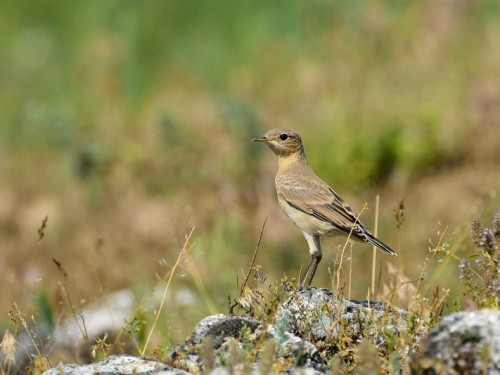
277 174 397 256
276 174 365 236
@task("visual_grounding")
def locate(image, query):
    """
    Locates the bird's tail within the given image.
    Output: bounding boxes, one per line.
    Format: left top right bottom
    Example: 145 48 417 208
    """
365 233 397 256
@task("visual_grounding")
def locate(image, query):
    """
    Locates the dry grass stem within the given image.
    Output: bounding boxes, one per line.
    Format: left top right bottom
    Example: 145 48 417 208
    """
141 226 195 355
371 195 380 297
240 218 267 297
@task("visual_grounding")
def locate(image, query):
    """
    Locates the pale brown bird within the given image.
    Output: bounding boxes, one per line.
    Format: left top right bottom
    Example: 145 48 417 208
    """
253 128 396 289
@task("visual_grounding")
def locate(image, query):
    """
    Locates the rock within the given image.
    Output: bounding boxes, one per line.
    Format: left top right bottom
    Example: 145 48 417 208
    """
1 289 135 373
43 355 189 374
279 288 409 355
52 289 135 351
267 323 325 370
168 289 409 374
169 314 265 373
37 288 431 374
412 309 500 374
187 314 262 348
204 367 323 375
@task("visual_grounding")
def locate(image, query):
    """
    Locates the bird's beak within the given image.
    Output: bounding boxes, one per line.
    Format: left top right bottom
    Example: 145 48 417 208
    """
252 136 270 143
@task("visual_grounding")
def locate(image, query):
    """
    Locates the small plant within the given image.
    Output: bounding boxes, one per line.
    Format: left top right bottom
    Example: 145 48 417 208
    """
231 272 295 321
123 316 147 353
258 340 276 374
458 214 500 309
273 309 291 353
238 322 254 353
90 334 111 361
151 344 170 362
0 330 16 374
199 336 215 373
355 340 381 375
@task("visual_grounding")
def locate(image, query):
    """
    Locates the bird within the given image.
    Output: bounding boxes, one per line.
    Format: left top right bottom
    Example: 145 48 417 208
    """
253 128 397 289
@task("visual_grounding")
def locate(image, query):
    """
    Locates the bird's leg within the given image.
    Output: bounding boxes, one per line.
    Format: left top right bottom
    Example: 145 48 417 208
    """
299 254 315 290
300 234 322 289
305 252 322 287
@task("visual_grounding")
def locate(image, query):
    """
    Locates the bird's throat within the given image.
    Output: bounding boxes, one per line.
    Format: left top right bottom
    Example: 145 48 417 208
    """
277 152 308 170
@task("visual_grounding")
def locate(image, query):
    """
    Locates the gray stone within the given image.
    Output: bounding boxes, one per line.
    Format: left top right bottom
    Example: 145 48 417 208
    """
1 289 135 374
279 288 409 351
187 314 262 348
267 325 325 370
43 354 189 374
169 314 265 373
52 289 134 351
413 309 500 374
167 289 416 374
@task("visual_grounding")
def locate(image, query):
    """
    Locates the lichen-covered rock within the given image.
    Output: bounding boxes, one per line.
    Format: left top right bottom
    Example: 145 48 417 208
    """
279 288 409 356
169 314 266 373
168 312 328 374
267 324 325 370
43 355 189 374
187 314 262 348
167 289 412 374
40 288 435 374
411 309 500 374
205 367 323 375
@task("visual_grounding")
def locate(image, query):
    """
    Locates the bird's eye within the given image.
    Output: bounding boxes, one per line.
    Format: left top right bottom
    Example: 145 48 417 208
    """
279 133 288 141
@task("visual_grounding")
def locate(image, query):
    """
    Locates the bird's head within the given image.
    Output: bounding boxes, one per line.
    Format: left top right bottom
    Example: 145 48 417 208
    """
253 128 305 157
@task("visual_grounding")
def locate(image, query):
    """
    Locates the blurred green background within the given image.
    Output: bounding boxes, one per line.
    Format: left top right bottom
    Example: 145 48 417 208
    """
1 0 499 348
